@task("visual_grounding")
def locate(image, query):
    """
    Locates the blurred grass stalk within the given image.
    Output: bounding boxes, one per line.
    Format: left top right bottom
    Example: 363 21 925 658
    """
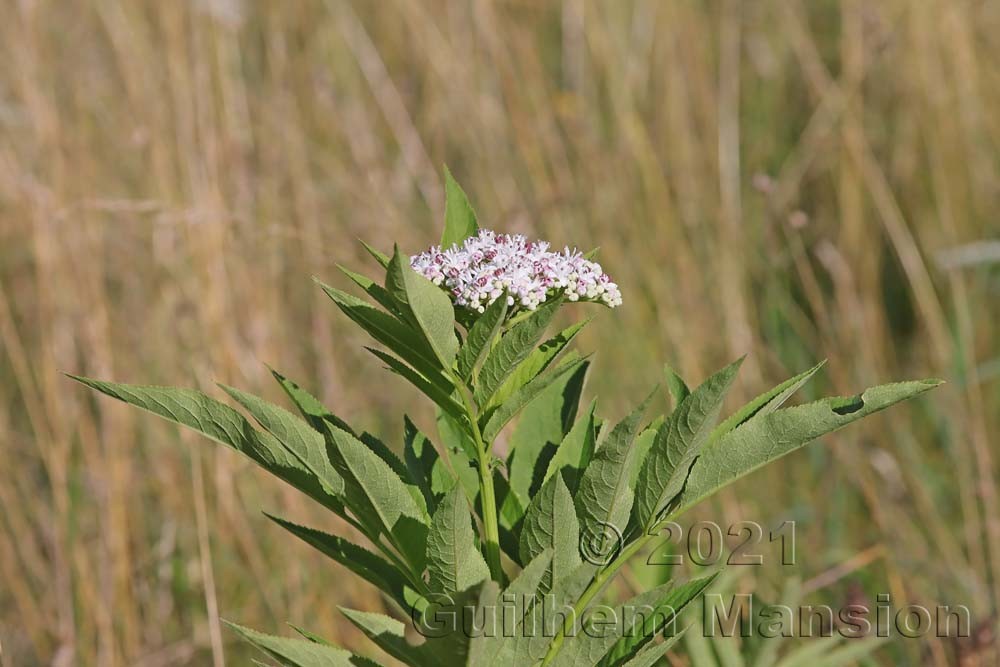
0 0 996 665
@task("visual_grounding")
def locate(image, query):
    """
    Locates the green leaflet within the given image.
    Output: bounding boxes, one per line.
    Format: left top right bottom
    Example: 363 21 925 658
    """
507 358 588 508
426 486 490 596
481 357 590 443
218 384 347 500
483 318 586 414
543 399 597 494
270 368 356 437
441 166 480 247
629 419 664 488
268 370 415 500
475 301 561 407
526 560 602 661
224 621 378 667
361 240 391 268
554 575 711 667
338 264 406 318
518 474 581 591
576 390 657 554
456 295 508 381
633 358 743 531
66 378 347 515
600 574 717 666
674 379 944 516
548 581 676 667
366 347 467 423
709 359 826 444
326 425 430 572
662 363 690 406
318 280 450 389
265 513 414 610
222 383 427 522
386 247 460 368
288 624 334 645
339 608 430 667
618 630 687 667
470 550 553 667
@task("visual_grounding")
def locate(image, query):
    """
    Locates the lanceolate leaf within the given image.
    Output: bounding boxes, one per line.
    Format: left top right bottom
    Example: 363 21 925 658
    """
361 240 391 268
386 247 460 368
633 358 743 530
526 560 602 660
67 378 348 515
366 347 467 424
519 474 581 590
485 318 589 414
338 264 406 318
475 301 560 406
662 363 690 406
289 624 333 645
218 384 346 501
326 426 430 571
548 583 672 667
338 608 430 667
222 382 428 521
266 513 414 610
269 370 413 495
270 369 356 437
441 166 480 248
481 356 590 443
456 295 508 381
674 379 943 516
318 280 449 388
630 418 664 487
601 574 718 666
426 487 490 596
709 359 826 444
224 621 378 667
619 630 687 667
576 390 657 552
472 551 553 666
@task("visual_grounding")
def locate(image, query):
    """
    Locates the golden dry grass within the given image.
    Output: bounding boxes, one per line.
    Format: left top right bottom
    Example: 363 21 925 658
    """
0 1 997 665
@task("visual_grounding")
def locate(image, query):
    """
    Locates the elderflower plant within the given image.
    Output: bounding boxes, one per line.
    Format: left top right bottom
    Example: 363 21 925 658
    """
70 168 941 667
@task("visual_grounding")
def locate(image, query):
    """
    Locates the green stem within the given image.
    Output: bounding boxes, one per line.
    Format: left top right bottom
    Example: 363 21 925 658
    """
476 449 504 582
448 368 505 583
540 534 653 665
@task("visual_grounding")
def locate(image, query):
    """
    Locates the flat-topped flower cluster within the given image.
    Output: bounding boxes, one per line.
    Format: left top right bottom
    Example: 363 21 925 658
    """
410 230 622 314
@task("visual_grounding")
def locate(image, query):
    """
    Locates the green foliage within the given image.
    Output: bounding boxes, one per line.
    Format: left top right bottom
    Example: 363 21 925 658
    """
519 474 581 590
69 169 941 666
426 487 490 595
475 300 560 407
575 390 657 548
441 166 480 248
633 359 743 531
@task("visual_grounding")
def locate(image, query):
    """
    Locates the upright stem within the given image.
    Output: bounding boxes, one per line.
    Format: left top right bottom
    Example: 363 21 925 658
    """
450 369 504 583
476 448 504 581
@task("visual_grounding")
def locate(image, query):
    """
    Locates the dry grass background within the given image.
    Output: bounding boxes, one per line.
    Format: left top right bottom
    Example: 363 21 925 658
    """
0 0 997 665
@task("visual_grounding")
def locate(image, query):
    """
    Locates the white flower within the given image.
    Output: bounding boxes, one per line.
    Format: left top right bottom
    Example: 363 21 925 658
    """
410 230 622 314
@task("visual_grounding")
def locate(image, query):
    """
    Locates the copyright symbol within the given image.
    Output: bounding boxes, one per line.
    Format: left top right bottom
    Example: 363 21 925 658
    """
580 521 623 566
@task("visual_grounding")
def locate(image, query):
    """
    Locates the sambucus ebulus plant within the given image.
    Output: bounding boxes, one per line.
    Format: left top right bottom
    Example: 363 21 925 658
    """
71 169 940 666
